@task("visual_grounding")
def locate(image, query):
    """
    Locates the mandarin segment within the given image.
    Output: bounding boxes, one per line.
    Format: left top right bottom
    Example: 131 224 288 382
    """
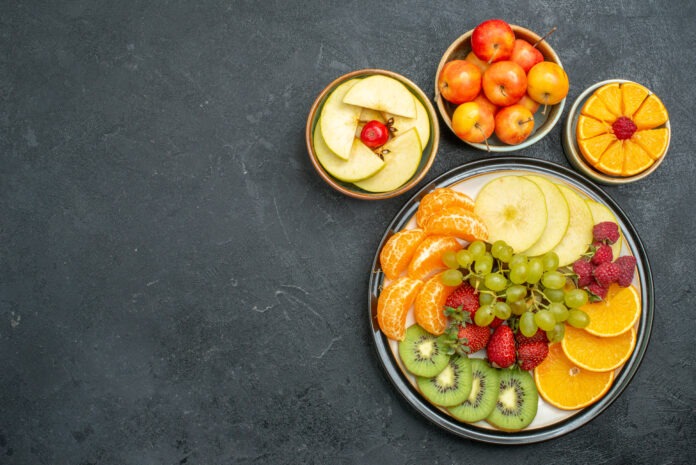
582 284 640 337
414 272 456 335
595 140 624 176
379 228 427 280
595 83 622 117
621 82 650 118
407 235 463 281
576 115 611 139
633 128 669 160
534 343 614 410
577 133 615 165
416 188 475 228
377 277 423 341
581 94 618 123
561 326 637 372
424 207 489 243
632 93 669 130
622 140 655 176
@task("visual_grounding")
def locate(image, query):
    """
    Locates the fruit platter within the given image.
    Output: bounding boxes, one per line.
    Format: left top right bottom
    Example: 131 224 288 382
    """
368 157 653 444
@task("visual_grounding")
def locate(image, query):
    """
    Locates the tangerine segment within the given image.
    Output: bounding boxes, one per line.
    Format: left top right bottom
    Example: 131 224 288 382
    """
534 343 614 410
576 115 611 139
416 188 475 228
595 140 624 176
632 128 669 160
632 93 668 130
577 133 615 165
424 208 489 243
407 235 463 281
622 140 655 176
594 83 622 117
379 229 427 280
581 94 618 123
377 277 423 341
561 326 637 372
621 82 650 118
582 285 640 337
414 272 456 335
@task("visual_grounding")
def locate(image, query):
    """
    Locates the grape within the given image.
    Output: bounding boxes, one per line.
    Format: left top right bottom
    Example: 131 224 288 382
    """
509 264 528 284
519 311 538 337
474 254 494 275
468 240 487 260
567 309 590 328
534 310 557 331
505 284 527 302
474 304 495 326
498 245 514 263
545 288 565 303
479 292 495 306
510 299 528 315
565 288 589 308
548 302 569 322
542 251 559 271
491 240 508 259
484 273 507 292
442 250 459 269
456 249 473 268
441 269 464 286
546 323 565 343
469 275 483 289
494 301 512 320
510 254 528 269
541 271 566 289
526 258 544 284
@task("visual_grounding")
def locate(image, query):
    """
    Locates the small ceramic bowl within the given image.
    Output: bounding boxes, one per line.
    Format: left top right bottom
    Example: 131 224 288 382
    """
434 25 566 152
563 79 671 185
306 69 440 200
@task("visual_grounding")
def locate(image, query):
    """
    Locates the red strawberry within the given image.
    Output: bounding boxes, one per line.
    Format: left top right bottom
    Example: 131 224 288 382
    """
490 317 504 328
457 323 491 354
572 258 594 288
586 280 609 301
591 243 613 265
517 341 549 371
487 325 516 368
515 329 548 346
593 221 620 244
445 282 479 316
614 256 637 287
593 261 620 287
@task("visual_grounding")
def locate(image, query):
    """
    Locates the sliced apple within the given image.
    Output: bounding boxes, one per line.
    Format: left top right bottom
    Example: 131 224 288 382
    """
384 96 431 149
320 78 362 160
313 126 385 182
523 175 570 257
343 75 417 118
354 128 422 193
473 176 547 253
550 185 594 267
355 108 387 137
586 199 623 258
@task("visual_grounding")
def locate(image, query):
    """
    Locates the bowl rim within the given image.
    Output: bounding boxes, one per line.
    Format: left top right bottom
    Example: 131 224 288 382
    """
305 69 440 200
562 78 671 185
434 24 566 152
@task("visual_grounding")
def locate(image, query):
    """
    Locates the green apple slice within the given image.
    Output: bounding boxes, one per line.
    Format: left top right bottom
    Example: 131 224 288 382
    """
522 175 570 257
354 108 387 137
354 128 422 192
473 176 547 253
550 185 594 267
343 75 417 118
313 126 385 182
586 199 623 258
384 96 431 149
320 78 362 160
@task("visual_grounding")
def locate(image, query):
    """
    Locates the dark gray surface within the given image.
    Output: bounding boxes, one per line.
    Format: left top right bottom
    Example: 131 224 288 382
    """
2 1 695 463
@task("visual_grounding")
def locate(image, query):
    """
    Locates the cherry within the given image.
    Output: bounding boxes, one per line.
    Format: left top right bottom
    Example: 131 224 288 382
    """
360 120 390 148
612 116 637 140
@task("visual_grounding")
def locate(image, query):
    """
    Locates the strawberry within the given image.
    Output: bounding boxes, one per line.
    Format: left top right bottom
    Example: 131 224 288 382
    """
586 280 609 301
517 341 549 371
487 325 516 368
592 221 620 244
614 255 637 287
591 242 613 265
445 282 479 316
515 329 548 346
457 323 491 354
593 261 620 287
490 317 504 328
572 258 594 288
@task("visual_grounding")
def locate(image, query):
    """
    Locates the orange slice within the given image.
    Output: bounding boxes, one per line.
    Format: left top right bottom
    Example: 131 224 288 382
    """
621 82 650 118
594 82 622 117
576 115 610 139
534 343 614 410
581 284 640 337
595 140 624 176
407 235 463 281
622 140 655 176
423 207 488 242
632 93 668 130
577 132 615 165
379 228 427 280
377 277 423 341
414 272 455 335
632 128 669 160
416 188 475 228
561 326 636 372
580 94 618 123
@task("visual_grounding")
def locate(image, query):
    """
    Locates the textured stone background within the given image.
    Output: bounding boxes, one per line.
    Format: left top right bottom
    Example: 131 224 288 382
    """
1 0 695 463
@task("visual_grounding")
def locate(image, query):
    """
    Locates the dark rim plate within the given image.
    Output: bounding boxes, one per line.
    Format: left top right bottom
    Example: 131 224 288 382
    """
368 156 654 444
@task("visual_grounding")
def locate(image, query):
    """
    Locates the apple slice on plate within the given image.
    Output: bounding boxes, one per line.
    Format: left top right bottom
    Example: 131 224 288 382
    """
343 75 417 118
313 127 385 183
320 79 362 160
473 176 547 253
522 175 570 257
549 185 594 266
354 128 422 193
384 96 431 149
586 199 622 257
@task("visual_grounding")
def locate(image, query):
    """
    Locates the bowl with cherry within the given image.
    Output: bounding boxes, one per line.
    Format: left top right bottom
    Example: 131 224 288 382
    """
435 19 569 152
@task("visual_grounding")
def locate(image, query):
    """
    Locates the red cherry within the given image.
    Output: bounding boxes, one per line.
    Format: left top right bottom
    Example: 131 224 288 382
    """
360 120 389 148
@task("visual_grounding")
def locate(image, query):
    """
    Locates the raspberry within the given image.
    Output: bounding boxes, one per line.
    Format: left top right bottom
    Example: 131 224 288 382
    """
614 255 637 287
612 116 638 140
586 280 609 301
593 262 620 288
591 243 614 265
592 221 620 244
572 258 594 287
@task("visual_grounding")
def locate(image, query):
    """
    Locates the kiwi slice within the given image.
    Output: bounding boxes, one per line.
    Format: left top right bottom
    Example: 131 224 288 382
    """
398 325 450 377
416 356 472 407
447 359 500 423
486 368 539 431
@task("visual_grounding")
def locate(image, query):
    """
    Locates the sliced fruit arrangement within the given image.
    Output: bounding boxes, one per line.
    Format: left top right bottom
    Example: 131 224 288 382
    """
576 81 669 177
376 174 642 431
313 74 431 192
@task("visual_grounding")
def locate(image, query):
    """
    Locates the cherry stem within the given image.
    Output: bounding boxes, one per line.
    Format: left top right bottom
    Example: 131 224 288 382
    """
533 26 558 48
476 124 491 152
487 46 499 65
542 104 548 116
519 117 534 126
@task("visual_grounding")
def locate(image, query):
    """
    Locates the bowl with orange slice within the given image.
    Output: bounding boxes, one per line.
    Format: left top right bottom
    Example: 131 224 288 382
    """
563 79 670 184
